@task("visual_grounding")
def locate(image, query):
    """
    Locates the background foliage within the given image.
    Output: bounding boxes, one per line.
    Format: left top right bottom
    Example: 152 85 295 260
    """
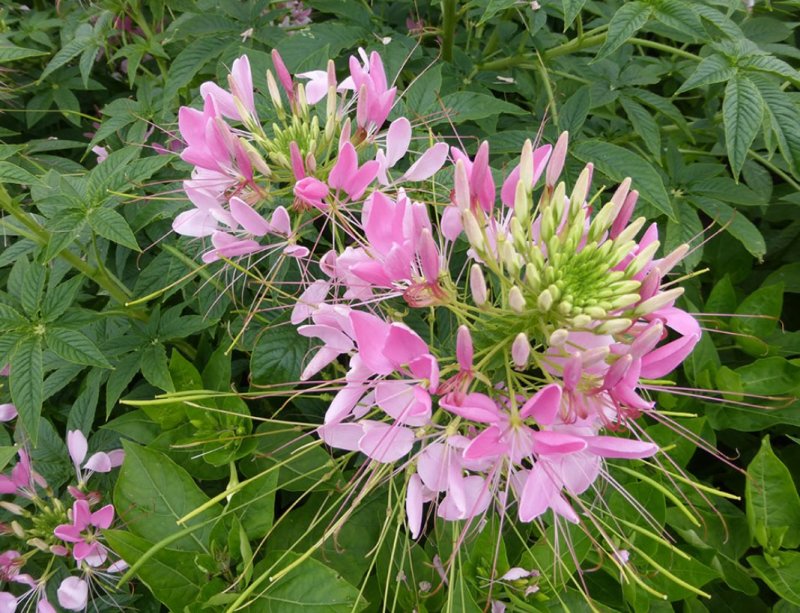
1 0 799 610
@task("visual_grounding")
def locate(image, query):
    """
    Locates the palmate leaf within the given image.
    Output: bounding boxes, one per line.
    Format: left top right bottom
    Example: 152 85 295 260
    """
595 2 652 61
44 326 111 368
722 74 764 180
651 0 702 39
38 23 93 82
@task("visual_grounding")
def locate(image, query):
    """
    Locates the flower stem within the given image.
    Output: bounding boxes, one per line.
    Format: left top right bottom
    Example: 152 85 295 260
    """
441 0 458 62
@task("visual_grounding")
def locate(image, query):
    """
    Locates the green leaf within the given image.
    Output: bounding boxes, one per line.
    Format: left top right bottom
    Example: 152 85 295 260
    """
0 447 17 472
0 161 40 185
620 96 661 159
113 442 219 551
562 0 588 29
477 0 519 25
572 140 673 218
41 275 83 322
765 263 800 293
559 85 590 134
0 304 27 331
745 436 800 551
162 38 228 106
748 553 800 606
740 54 800 86
754 79 800 177
436 92 524 124
0 44 48 62
402 64 442 118
732 283 783 356
691 196 766 261
104 530 206 611
87 207 140 251
651 0 702 38
723 75 764 179
250 551 367 612
45 327 111 368
676 53 735 95
140 344 174 392
595 2 652 60
251 324 310 386
228 468 278 539
9 337 43 444
39 24 93 82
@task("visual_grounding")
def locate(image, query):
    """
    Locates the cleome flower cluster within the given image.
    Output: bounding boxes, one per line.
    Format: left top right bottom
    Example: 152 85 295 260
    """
173 48 702 594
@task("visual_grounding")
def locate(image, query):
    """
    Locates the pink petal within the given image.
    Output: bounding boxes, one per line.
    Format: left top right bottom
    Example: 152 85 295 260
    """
91 504 115 529
318 423 363 451
329 142 358 192
84 452 112 473
386 118 411 167
0 593 16 613
325 385 366 424
0 476 17 495
585 436 658 459
500 144 552 206
416 443 448 491
519 384 563 424
518 463 560 522
464 426 506 460
73 499 91 530
108 449 125 468
383 324 429 368
230 55 255 117
291 280 330 325
440 392 500 423
57 577 88 611
437 475 491 520
358 421 415 463
546 132 569 188
53 524 83 543
532 431 587 455
375 381 430 426
66 430 87 469
417 229 440 281
172 208 218 237
640 333 700 379
401 142 449 182
37 599 56 613
0 404 16 422
456 326 473 371
229 197 270 236
270 206 291 235
296 70 328 104
350 311 394 375
406 473 424 539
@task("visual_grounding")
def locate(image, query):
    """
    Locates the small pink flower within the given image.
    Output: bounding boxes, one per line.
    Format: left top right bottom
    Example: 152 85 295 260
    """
54 500 115 567
0 404 16 422
67 430 124 485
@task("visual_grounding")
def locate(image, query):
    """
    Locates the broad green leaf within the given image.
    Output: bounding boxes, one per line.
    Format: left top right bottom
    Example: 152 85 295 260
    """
572 140 673 218
620 96 661 159
740 54 800 86
651 0 702 38
0 304 27 331
754 78 800 177
745 436 800 551
88 207 140 251
562 0 588 29
0 161 40 185
676 54 735 95
241 422 337 491
559 85 590 134
39 24 93 82
765 262 800 293
476 0 519 25
228 468 278 540
691 196 766 261
595 2 652 60
9 337 43 444
45 327 111 368
403 64 442 118
140 344 174 392
104 530 206 611
723 75 764 179
748 553 800 607
0 44 48 62
41 275 83 322
113 442 219 551
250 324 310 386
436 92 524 124
250 551 367 612
162 38 228 106
732 283 783 356
0 447 16 472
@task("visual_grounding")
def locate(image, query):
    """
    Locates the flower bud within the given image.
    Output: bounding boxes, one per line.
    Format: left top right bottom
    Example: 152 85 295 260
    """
27 538 49 552
613 216 646 246
509 286 526 313
266 70 284 115
596 318 632 335
462 210 484 251
536 289 552 312
519 139 534 189
512 333 531 369
633 287 684 317
10 521 24 539
454 160 470 211
470 264 488 306
546 131 569 188
549 328 569 346
0 502 23 516
625 241 660 276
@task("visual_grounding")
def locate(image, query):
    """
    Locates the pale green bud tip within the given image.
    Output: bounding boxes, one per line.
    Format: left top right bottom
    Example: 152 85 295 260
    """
454 160 471 211
519 139 534 188
634 287 684 316
596 318 632 335
549 328 569 346
462 210 484 251
509 286 526 313
536 288 553 312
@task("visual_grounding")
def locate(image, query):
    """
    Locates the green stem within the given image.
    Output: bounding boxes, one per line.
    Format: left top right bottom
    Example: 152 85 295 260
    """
0 185 136 309
441 0 457 62
749 151 800 192
536 57 559 127
629 37 700 61
478 53 533 72
544 32 607 60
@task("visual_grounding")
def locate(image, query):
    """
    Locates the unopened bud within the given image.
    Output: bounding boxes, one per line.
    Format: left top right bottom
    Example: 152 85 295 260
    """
596 318 632 335
28 538 49 552
512 333 531 369
519 139 534 189
11 521 24 539
454 160 471 211
0 502 24 516
241 139 271 177
658 244 690 276
462 211 484 251
549 328 569 346
509 286 526 313
625 240 660 276
546 131 569 188
581 345 610 367
524 263 540 290
571 314 591 328
570 164 593 212
266 70 284 115
609 293 641 310
613 216 646 246
470 264 488 306
584 306 606 319
634 287 684 316
537 289 553 312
